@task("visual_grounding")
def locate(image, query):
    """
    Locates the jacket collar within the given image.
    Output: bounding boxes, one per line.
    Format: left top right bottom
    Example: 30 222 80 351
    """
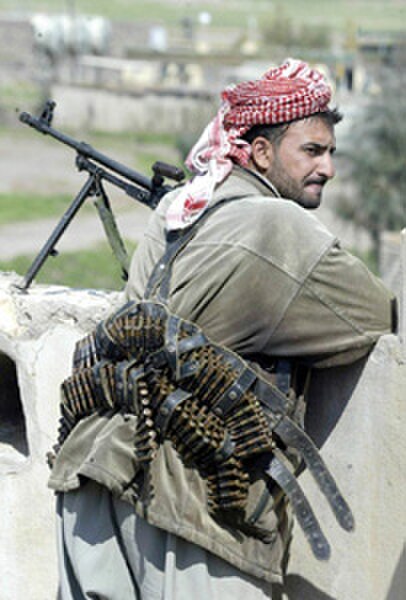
214 164 280 203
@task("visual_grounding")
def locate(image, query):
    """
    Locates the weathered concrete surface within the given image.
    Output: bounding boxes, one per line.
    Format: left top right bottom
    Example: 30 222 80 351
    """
273 335 406 600
401 230 406 355
380 230 403 301
0 272 123 600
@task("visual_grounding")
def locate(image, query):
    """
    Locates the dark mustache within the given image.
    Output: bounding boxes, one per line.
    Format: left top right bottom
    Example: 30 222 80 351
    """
305 177 328 185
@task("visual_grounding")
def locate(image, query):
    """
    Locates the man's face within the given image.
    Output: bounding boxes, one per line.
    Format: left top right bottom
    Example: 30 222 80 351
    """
257 116 337 209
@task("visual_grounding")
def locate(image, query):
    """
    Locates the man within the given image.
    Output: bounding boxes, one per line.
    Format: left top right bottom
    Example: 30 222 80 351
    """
49 59 396 599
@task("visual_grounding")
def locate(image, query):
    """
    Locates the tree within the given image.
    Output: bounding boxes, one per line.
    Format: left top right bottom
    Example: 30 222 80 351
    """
336 71 406 268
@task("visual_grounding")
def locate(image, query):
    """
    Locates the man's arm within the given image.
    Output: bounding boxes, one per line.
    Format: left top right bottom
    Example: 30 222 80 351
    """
267 242 396 367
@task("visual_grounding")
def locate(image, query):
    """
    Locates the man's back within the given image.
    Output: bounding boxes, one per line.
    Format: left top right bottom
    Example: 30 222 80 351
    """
127 166 392 367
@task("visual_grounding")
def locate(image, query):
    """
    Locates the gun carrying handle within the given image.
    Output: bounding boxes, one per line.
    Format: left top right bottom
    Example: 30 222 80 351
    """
152 161 185 183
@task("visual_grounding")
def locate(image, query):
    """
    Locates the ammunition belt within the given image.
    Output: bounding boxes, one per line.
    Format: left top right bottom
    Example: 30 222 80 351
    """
56 300 354 560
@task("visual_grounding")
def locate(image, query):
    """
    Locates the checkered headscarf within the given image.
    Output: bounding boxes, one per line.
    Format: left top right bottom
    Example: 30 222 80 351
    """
166 58 332 229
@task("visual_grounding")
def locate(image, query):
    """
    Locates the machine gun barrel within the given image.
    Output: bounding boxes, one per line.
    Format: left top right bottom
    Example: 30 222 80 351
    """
19 108 154 192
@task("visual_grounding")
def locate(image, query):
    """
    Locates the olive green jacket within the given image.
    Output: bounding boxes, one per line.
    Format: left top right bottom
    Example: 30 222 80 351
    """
49 166 394 583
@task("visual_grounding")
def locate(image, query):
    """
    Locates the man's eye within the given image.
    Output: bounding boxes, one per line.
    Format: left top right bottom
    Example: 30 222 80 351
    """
305 147 318 156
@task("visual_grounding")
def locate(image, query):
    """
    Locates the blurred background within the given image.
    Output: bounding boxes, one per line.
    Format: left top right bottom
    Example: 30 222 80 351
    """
0 0 404 293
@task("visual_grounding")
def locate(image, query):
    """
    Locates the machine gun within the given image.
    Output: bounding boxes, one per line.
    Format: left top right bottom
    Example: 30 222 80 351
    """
17 100 185 290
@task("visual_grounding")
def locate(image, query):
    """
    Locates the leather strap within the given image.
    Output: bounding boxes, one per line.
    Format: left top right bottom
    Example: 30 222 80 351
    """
155 388 192 437
274 416 355 532
265 451 331 561
214 367 257 418
254 376 291 429
144 196 245 303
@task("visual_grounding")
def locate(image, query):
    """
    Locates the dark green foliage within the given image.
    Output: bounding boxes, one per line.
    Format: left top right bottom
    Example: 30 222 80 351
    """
263 11 332 50
337 71 406 264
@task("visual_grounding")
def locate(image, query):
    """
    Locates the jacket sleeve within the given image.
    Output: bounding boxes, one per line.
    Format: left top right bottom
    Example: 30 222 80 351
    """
266 242 396 368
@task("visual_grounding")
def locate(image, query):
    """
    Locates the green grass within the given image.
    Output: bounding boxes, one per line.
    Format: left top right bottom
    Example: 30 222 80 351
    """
0 81 44 114
0 192 85 225
2 0 405 31
0 242 136 290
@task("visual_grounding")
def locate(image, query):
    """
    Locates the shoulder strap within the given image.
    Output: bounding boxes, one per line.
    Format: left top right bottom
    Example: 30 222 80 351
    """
144 196 244 304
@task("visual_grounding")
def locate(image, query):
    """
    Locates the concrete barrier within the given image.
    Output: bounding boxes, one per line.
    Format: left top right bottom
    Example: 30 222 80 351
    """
0 231 404 599
275 333 406 600
0 273 122 600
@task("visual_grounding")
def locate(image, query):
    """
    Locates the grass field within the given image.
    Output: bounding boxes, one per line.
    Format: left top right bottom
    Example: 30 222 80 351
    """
0 242 135 290
0 192 84 224
2 0 405 32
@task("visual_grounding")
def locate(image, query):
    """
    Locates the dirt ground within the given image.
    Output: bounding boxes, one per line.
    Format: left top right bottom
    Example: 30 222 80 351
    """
0 131 86 195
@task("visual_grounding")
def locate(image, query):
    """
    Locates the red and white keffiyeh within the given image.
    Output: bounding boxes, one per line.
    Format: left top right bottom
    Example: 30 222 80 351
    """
166 58 332 230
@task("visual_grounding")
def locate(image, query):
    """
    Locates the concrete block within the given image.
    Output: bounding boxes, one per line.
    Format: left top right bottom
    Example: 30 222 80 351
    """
0 273 122 600
275 335 406 600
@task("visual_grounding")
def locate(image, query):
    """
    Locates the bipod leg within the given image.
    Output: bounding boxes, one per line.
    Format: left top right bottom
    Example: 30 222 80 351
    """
18 175 97 291
93 180 129 281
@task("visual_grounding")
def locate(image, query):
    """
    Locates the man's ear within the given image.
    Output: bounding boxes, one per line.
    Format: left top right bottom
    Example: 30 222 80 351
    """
249 136 274 174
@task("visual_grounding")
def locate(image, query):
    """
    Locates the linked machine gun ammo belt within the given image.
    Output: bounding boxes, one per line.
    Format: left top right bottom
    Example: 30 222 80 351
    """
54 196 354 561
